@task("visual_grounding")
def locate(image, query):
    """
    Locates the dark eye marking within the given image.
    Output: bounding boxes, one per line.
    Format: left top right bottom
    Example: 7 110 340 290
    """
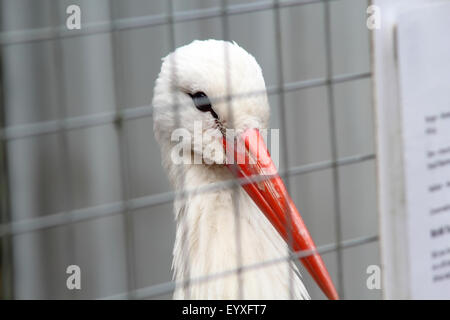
189 92 219 120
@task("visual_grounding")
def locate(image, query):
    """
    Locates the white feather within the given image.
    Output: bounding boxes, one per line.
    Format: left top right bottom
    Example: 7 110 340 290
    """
153 39 310 300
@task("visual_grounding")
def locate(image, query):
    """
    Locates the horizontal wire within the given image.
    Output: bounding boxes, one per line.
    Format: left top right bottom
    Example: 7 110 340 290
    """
0 71 371 141
103 234 379 299
0 0 343 46
0 153 375 237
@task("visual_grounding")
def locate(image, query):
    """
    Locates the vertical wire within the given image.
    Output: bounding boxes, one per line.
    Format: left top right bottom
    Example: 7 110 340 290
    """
0 8 14 298
107 0 137 299
51 1 77 299
273 0 295 299
220 0 243 299
323 0 344 298
167 0 191 299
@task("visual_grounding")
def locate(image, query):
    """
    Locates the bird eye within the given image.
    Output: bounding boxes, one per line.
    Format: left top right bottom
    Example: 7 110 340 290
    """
189 92 219 120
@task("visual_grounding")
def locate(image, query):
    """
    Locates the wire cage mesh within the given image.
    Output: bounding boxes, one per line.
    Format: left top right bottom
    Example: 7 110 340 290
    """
0 0 379 299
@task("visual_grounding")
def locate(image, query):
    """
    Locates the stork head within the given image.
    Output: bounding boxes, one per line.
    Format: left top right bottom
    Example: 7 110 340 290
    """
152 39 269 164
152 40 339 300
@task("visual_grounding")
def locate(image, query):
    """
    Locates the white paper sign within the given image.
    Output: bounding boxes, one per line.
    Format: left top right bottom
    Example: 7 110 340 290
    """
397 3 450 299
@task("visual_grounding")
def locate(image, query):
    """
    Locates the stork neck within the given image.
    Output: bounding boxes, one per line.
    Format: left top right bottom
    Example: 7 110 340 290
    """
170 162 308 299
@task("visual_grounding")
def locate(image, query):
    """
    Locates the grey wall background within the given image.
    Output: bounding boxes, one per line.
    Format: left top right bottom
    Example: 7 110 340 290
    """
0 0 379 299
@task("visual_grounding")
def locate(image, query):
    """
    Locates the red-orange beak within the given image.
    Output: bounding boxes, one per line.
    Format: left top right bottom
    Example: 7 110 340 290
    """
223 128 339 300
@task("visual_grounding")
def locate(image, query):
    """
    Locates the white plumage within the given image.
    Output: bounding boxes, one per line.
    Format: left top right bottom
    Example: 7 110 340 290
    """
152 40 310 299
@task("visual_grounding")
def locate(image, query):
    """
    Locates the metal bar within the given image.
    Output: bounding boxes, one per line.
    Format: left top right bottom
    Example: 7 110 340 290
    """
104 234 379 299
52 1 79 299
107 0 137 300
0 72 371 141
0 8 14 298
272 0 295 299
0 153 375 237
0 0 345 46
220 0 244 299
166 0 192 299
323 0 344 298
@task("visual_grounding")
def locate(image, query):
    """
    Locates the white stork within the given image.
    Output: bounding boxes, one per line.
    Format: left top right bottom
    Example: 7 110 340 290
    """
152 39 338 300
